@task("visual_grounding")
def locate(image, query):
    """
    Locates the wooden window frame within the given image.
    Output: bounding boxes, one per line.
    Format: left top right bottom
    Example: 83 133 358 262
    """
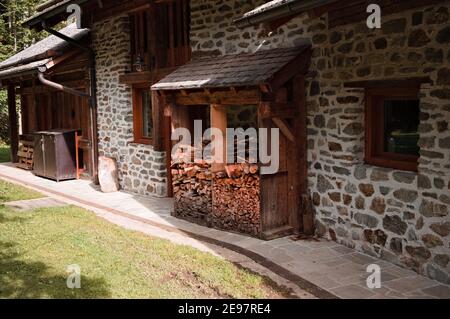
365 87 420 172
132 83 153 145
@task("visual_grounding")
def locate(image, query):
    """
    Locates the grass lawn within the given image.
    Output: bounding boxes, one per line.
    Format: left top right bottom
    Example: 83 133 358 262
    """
0 144 10 163
0 180 291 299
0 180 44 203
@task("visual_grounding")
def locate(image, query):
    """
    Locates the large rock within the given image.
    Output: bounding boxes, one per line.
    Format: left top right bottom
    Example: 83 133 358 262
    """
370 197 386 215
98 156 120 193
430 222 450 237
390 238 403 254
317 174 333 194
419 200 448 217
383 215 407 235
405 246 431 261
408 29 430 47
393 189 418 203
359 183 375 197
422 234 444 248
354 213 378 228
364 229 387 246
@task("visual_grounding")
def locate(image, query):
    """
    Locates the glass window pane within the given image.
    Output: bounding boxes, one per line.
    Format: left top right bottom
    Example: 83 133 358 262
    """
384 99 420 156
141 90 153 138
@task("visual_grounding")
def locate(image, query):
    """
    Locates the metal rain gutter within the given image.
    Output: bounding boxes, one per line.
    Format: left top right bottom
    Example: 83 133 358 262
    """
37 66 88 97
234 0 337 28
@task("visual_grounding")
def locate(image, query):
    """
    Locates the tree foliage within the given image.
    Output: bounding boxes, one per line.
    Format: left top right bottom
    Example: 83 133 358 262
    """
0 0 47 143
0 0 48 62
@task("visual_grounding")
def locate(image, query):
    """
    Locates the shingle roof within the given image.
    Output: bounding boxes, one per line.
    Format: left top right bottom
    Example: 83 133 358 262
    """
0 23 89 79
0 59 51 79
152 46 310 91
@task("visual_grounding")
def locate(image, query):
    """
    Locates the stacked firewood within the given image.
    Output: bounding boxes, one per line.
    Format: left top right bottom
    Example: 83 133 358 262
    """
211 163 261 236
171 146 213 224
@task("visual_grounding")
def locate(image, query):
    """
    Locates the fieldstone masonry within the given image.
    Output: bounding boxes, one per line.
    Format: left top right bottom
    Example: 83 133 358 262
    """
190 0 450 284
92 16 167 197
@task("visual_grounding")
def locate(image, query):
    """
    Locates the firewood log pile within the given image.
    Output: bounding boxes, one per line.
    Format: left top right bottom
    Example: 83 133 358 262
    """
172 160 213 225
211 163 261 236
171 142 261 237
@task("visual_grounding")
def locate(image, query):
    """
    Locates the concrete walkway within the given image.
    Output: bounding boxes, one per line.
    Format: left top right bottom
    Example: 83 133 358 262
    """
1 162 449 299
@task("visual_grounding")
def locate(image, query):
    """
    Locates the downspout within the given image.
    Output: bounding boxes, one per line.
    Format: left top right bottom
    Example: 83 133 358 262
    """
37 68 89 97
40 22 99 183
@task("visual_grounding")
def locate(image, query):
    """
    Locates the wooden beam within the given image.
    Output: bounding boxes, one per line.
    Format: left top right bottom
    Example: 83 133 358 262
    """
175 89 259 106
164 114 173 197
269 47 312 90
119 67 176 85
7 84 19 163
18 80 86 95
344 77 432 89
93 0 153 21
210 104 227 173
272 117 295 142
259 102 299 119
152 90 165 152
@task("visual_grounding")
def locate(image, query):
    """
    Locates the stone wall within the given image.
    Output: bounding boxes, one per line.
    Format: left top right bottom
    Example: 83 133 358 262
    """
92 15 167 197
190 0 450 284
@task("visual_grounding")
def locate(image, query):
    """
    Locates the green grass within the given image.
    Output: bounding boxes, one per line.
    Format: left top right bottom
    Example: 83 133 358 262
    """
0 183 290 299
0 144 10 163
0 180 44 203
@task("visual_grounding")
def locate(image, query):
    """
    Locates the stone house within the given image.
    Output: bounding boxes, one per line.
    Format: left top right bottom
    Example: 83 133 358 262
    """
1 0 449 285
221 0 449 284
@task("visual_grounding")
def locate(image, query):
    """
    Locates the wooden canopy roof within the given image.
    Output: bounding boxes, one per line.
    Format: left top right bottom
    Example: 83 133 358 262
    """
152 45 311 91
0 24 89 81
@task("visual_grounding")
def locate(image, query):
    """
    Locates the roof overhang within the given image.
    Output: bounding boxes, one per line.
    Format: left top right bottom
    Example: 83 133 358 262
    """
0 59 51 82
23 0 90 31
152 45 312 93
234 0 338 28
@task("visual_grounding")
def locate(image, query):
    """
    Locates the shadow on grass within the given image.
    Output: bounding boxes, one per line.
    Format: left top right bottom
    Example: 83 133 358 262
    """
0 212 112 299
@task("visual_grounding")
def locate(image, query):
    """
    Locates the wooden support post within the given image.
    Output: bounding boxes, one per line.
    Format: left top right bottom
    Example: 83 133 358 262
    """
294 75 314 236
272 117 295 142
7 84 19 163
210 104 227 173
152 91 164 152
164 114 173 197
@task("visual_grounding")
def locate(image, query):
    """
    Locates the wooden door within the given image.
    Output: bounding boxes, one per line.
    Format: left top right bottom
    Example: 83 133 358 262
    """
259 76 311 239
259 117 297 240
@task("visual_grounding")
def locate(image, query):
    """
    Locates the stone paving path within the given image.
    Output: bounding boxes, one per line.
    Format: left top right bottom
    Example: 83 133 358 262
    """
1 162 449 299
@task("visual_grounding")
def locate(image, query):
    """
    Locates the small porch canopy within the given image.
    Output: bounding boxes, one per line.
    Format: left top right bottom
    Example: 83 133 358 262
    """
152 45 311 92
151 45 314 238
151 45 312 152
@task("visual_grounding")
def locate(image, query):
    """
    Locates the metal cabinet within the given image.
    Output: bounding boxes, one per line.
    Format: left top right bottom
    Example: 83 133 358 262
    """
33 129 77 182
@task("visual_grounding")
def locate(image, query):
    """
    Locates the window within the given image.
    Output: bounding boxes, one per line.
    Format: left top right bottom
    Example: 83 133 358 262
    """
132 85 153 145
129 0 191 72
365 87 420 172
